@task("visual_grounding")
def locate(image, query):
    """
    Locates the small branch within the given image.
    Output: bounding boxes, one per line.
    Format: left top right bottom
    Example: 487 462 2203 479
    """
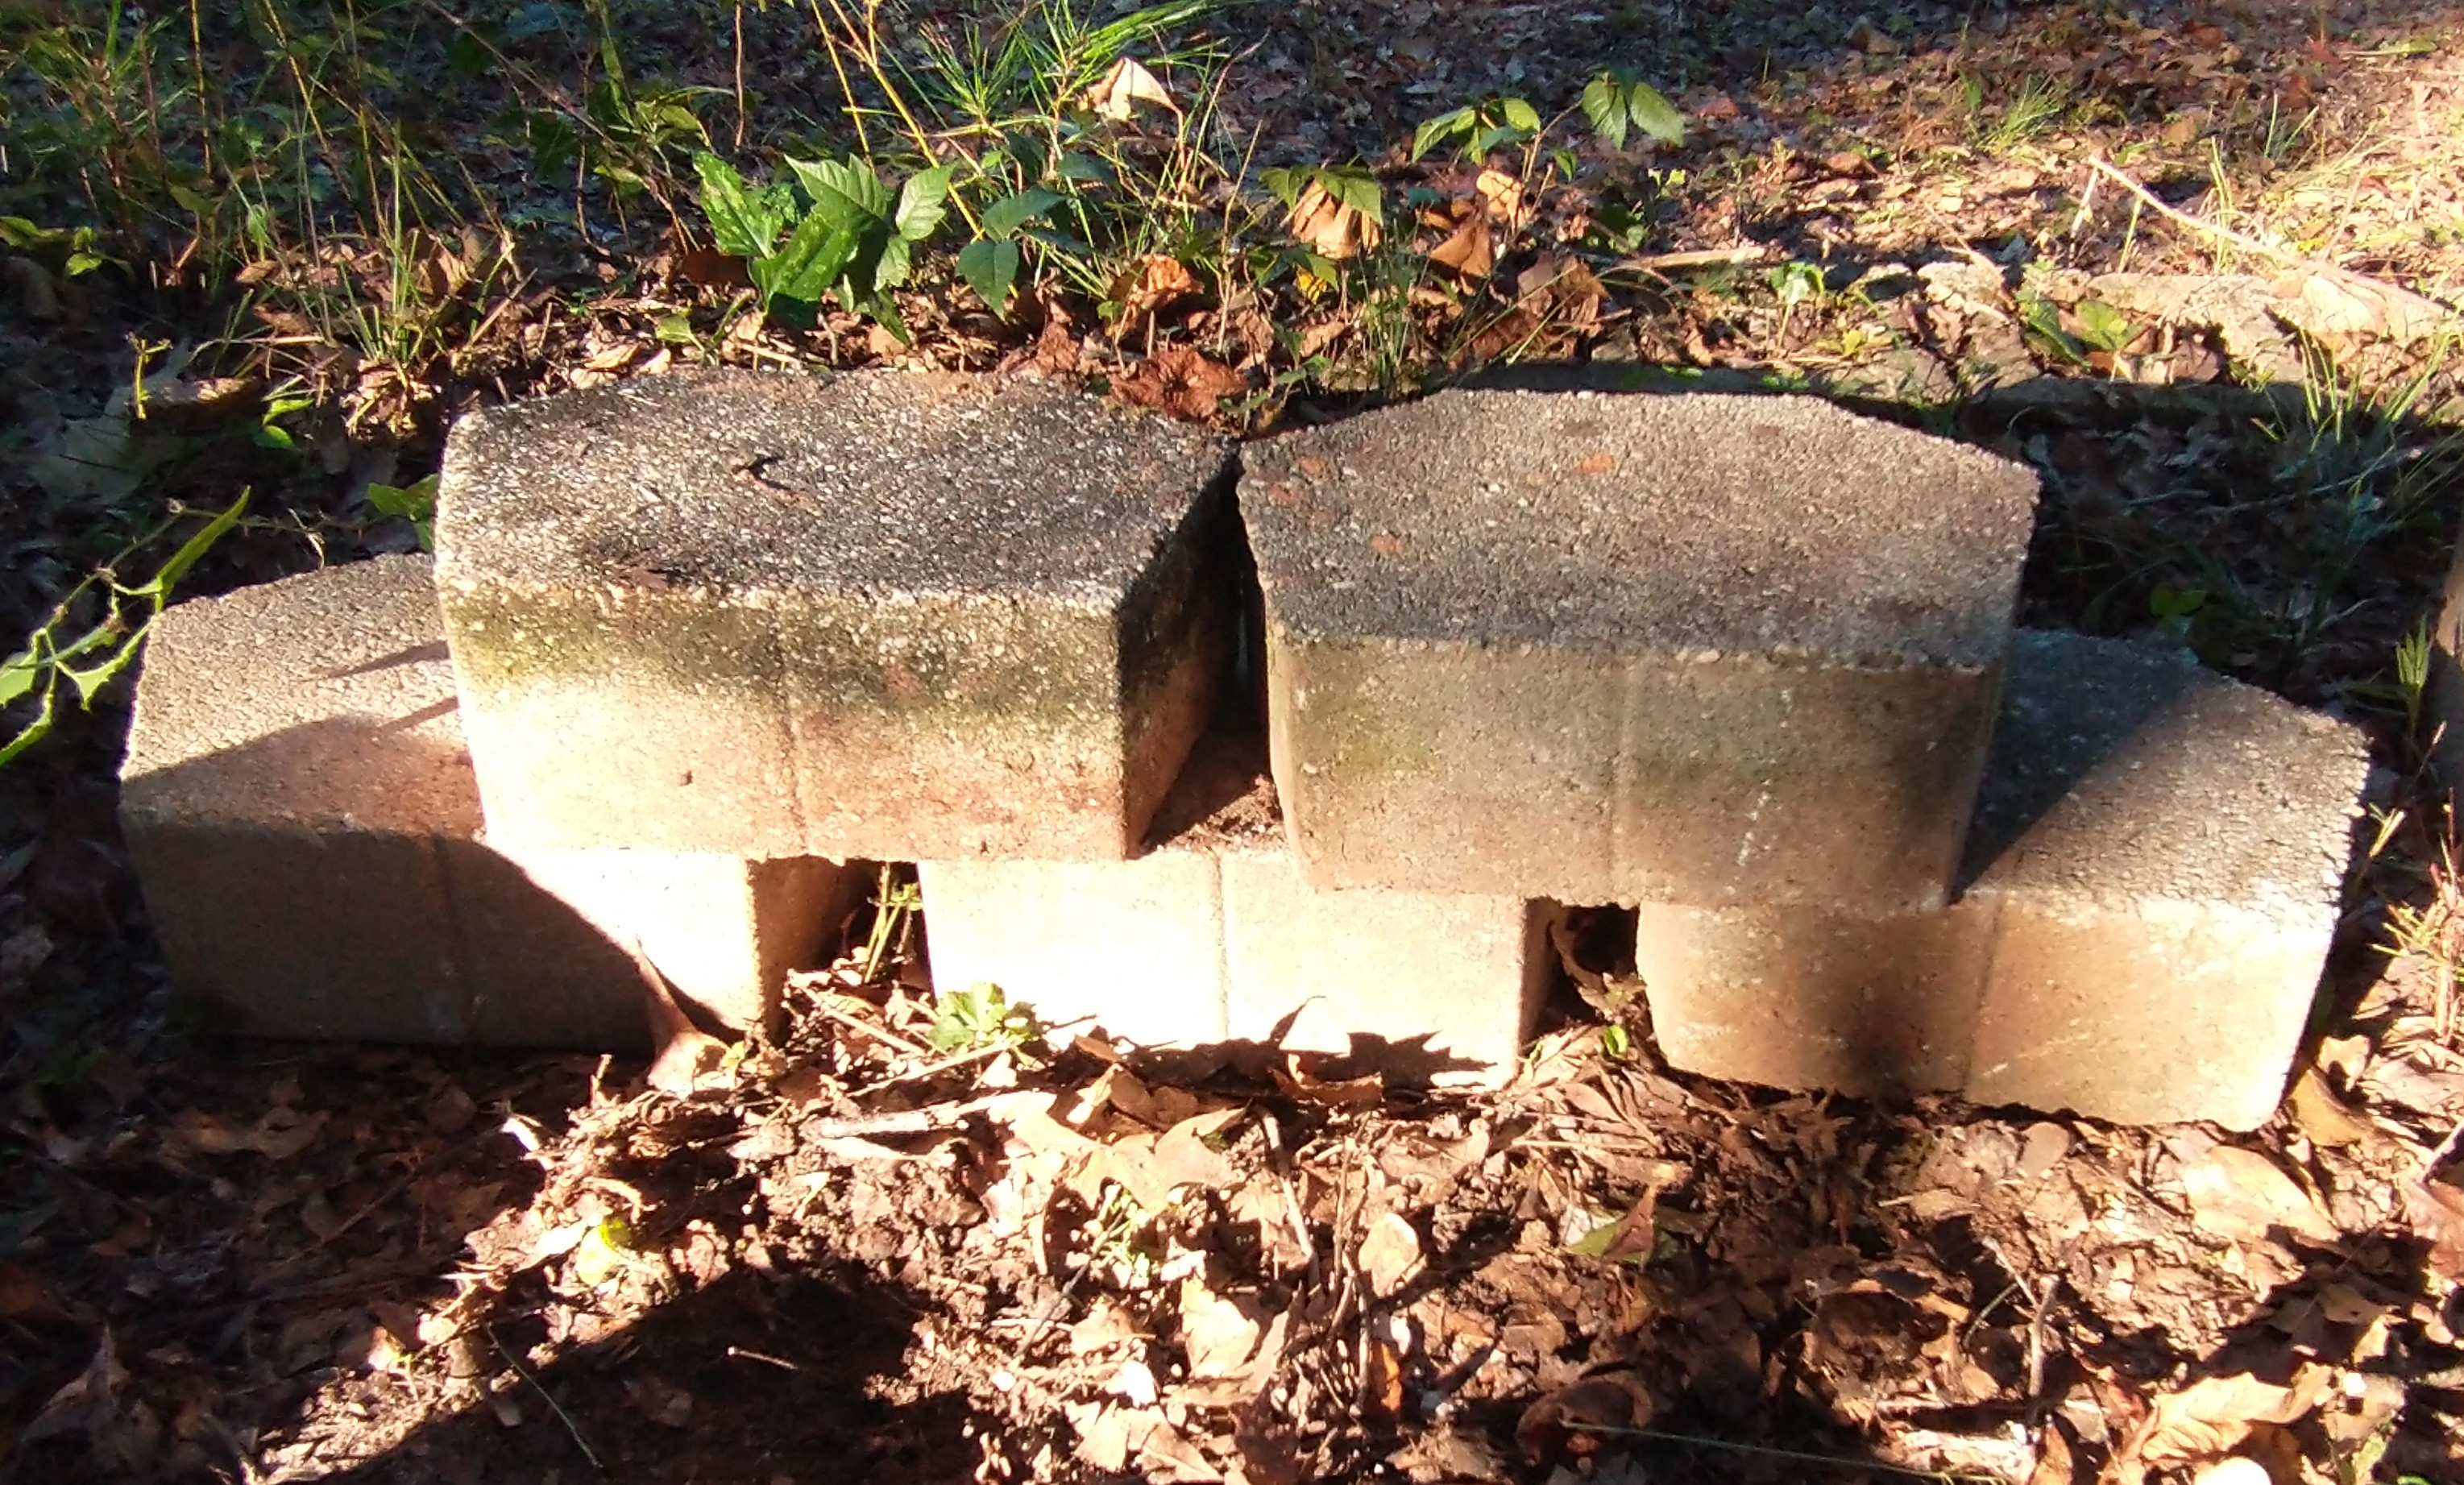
2084 155 2456 317
1612 244 1772 275
488 1325 604 1471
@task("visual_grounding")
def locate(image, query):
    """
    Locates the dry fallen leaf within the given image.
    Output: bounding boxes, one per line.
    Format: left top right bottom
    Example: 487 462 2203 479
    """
2179 1145 2337 1245
1425 205 1494 280
1179 1275 1271 1382
1516 1371 1654 1462
1288 180 1379 260
1083 55 1177 120
2285 1068 2375 1147
1111 345 1243 423
1109 253 1202 328
2109 1364 2333 1485
1359 1212 1425 1299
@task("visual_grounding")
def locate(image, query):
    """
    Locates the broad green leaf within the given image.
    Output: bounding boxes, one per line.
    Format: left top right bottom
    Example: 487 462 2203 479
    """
786 156 892 230
957 238 1022 315
893 164 956 241
2076 299 2133 353
1412 106 1472 162
869 297 912 346
1259 167 1303 209
1583 73 1628 151
1323 168 1383 224
870 232 914 293
1625 81 1686 145
1056 152 1114 185
983 189 1064 239
1500 97 1543 133
694 151 780 258
367 473 438 522
750 214 857 305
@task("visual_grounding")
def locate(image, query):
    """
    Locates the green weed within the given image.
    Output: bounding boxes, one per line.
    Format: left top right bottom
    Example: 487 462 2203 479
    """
1 493 247 765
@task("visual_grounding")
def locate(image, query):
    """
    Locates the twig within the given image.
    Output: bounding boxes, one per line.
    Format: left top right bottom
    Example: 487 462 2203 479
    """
806 1092 1012 1140
488 1324 603 1471
812 994 933 1059
1612 244 1772 275
2085 155 2458 316
727 1345 799 1371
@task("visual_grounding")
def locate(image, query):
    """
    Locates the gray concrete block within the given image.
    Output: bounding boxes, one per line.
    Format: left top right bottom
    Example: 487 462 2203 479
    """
436 368 1237 861
1964 636 2370 1128
120 555 855 1045
1637 633 2369 1128
920 731 1554 1086
1245 388 2039 907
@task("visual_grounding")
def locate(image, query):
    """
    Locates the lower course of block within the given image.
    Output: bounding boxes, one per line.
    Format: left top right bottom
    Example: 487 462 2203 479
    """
119 555 855 1046
921 731 1553 1086
1636 632 2367 1128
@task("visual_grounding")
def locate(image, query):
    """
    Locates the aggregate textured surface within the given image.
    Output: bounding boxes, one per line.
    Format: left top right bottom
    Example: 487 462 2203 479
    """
1977 635 2371 910
119 555 845 1043
437 367 1232 604
122 555 472 835
1241 388 2039 663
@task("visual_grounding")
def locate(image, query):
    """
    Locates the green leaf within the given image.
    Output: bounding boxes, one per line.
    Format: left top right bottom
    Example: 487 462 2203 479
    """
1500 97 1542 133
786 156 892 230
64 251 105 277
0 690 60 768
1056 152 1114 185
1259 167 1304 209
1583 73 1628 151
367 473 440 524
957 238 1022 316
528 111 579 179
445 27 492 77
694 151 785 259
1411 106 1473 162
870 231 914 293
1322 167 1383 224
1624 81 1686 145
983 189 1064 239
893 164 956 242
136 492 249 601
0 650 40 708
749 214 857 305
869 297 912 346
2075 299 2133 353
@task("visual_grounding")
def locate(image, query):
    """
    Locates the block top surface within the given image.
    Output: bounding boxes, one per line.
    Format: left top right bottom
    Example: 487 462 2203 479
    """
1974 631 2368 909
436 368 1232 607
122 554 476 832
1242 389 2038 664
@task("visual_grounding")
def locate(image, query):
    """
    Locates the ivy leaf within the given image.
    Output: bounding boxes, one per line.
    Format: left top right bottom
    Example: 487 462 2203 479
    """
958 238 1022 316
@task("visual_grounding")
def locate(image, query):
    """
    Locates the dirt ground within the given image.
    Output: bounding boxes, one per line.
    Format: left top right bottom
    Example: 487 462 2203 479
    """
5 2 2464 1482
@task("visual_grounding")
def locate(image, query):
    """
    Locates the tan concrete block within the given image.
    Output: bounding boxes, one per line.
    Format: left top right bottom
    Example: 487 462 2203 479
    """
437 369 1237 861
1246 389 2039 908
1964 645 2369 1129
1221 851 1553 1083
919 731 1550 1085
919 853 1226 1048
1633 632 2370 1128
1633 901 1992 1096
120 556 852 1045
